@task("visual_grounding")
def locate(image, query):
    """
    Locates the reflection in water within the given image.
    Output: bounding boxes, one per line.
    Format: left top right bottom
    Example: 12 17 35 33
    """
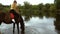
55 30 60 34
24 16 31 21
24 16 43 21
0 16 59 34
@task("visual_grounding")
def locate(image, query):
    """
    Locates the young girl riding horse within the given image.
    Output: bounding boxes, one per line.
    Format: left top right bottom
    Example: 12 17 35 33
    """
10 0 25 34
10 0 20 19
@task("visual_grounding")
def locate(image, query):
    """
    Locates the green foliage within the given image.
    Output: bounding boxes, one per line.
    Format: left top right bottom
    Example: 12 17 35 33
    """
0 1 57 18
0 3 3 10
55 0 60 9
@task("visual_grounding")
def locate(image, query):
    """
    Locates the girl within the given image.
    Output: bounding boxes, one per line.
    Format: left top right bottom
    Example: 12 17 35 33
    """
10 0 20 19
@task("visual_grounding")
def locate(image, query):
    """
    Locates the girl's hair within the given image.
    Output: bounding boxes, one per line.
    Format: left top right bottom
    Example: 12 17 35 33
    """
14 1 17 3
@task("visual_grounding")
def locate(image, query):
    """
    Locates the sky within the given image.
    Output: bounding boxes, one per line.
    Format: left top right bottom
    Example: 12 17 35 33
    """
0 0 54 5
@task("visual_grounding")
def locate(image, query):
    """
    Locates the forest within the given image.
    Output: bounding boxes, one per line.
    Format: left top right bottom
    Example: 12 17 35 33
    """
0 1 57 18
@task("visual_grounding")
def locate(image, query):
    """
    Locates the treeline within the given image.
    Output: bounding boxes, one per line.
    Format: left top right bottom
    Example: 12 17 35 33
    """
0 1 56 18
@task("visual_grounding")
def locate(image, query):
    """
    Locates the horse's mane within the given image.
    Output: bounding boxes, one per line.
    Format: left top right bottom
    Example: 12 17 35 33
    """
9 9 16 15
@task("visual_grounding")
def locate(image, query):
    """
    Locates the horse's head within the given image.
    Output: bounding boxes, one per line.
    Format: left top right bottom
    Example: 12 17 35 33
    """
9 9 16 14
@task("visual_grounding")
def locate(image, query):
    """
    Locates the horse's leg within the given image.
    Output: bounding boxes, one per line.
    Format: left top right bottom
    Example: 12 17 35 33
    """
20 21 25 34
0 22 2 25
0 20 2 25
13 23 15 34
0 21 2 25
19 16 25 34
17 23 19 34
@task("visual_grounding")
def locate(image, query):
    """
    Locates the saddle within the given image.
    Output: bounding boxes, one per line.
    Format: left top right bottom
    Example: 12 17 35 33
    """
10 13 14 19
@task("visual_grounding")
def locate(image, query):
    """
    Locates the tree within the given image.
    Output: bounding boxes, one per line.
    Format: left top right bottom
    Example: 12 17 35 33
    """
38 3 44 10
54 0 60 30
49 4 56 17
54 0 60 9
23 1 32 16
24 1 31 9
0 3 3 10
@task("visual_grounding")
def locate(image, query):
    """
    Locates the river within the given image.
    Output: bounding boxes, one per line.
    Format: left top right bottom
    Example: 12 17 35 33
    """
0 16 59 34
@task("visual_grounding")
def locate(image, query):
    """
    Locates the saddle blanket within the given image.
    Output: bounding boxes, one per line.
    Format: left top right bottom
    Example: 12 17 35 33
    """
10 13 14 19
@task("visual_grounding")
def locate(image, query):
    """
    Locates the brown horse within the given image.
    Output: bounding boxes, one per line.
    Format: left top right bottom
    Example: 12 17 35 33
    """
0 9 25 34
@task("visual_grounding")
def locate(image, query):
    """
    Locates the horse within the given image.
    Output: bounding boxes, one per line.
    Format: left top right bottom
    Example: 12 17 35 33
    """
0 9 25 34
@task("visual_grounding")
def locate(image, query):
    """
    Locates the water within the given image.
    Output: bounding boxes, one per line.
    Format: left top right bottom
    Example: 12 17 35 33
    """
0 16 59 34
